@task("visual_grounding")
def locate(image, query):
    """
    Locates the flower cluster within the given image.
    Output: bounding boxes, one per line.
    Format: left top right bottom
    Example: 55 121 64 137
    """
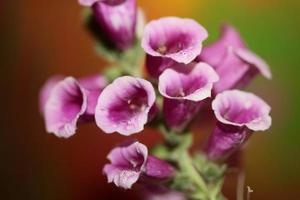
40 0 272 199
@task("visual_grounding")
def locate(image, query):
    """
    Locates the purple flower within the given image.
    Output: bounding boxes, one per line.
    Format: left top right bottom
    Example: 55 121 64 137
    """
144 156 174 180
158 62 219 131
141 17 208 78
95 76 156 136
41 75 107 138
198 24 272 94
80 0 137 50
204 90 272 160
103 141 174 189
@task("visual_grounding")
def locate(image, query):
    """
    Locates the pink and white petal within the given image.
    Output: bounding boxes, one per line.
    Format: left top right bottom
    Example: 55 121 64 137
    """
44 77 87 138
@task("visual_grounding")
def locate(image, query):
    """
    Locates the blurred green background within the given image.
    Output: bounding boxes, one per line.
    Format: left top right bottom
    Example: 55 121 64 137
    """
1 0 299 199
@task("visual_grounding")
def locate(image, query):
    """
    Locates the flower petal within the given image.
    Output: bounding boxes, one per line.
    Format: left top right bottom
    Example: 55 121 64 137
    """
199 24 245 66
79 75 107 116
204 124 250 160
158 62 218 130
103 141 148 189
212 90 271 131
162 98 202 131
142 17 208 64
39 75 64 114
158 62 219 101
235 48 272 79
95 76 156 135
44 77 87 138
144 156 174 179
92 0 137 50
205 90 272 160
212 47 250 94
78 0 100 6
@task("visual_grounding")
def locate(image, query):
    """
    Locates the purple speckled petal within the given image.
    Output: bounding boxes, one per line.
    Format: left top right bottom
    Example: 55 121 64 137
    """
44 77 87 138
103 141 148 189
144 156 174 179
142 17 208 64
205 90 272 160
39 75 64 114
92 0 137 50
95 76 156 136
212 90 271 131
158 62 218 130
159 62 219 101
199 24 245 66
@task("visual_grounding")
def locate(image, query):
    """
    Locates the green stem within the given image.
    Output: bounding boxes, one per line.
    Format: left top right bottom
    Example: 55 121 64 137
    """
178 151 209 199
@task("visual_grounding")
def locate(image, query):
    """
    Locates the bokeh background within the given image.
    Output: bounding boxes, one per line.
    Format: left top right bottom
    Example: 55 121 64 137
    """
1 0 299 199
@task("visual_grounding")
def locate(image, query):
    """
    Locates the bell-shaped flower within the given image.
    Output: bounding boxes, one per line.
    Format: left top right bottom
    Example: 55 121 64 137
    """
40 75 107 138
158 62 219 131
79 0 137 51
95 76 156 136
103 141 174 189
204 90 272 160
141 17 208 78
198 24 272 94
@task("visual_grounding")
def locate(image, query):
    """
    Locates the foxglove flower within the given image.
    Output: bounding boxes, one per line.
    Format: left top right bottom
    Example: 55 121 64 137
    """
141 17 208 78
103 141 174 189
158 62 219 131
198 24 272 94
41 75 107 138
79 0 137 50
204 90 272 160
95 76 156 136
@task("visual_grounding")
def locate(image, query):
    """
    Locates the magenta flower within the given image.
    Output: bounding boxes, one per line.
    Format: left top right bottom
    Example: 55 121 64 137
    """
204 90 272 160
141 17 208 78
95 76 156 136
158 62 219 131
41 75 107 138
198 24 272 94
79 0 137 50
103 141 174 189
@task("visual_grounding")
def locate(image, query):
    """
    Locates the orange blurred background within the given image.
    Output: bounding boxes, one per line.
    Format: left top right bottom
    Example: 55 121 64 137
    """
1 0 300 199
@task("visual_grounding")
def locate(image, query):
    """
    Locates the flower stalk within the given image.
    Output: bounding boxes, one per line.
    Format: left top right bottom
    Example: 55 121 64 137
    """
40 3 272 199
